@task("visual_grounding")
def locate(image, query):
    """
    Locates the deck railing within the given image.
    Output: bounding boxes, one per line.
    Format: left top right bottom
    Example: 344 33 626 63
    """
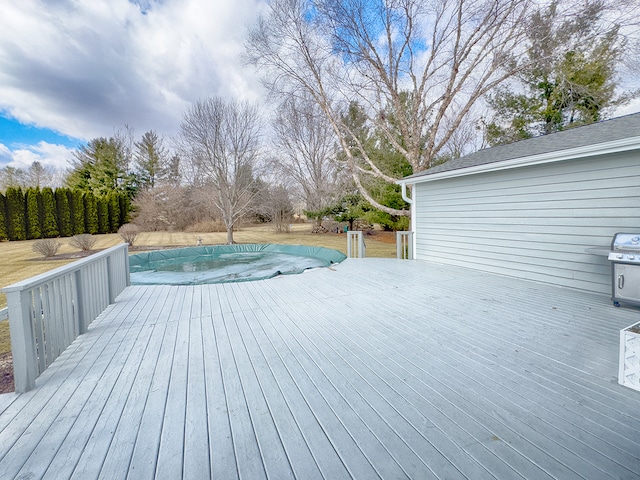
347 231 366 258
396 231 414 259
2 243 130 393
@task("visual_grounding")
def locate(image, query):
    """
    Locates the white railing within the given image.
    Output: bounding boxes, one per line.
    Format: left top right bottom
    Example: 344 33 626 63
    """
347 231 366 258
2 243 130 393
396 231 414 259
0 307 7 321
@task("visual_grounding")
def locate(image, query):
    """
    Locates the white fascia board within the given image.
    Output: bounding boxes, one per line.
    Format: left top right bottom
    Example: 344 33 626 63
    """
398 136 640 186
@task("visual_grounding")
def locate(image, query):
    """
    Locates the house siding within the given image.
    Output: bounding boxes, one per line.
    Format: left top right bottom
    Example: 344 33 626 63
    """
413 150 640 295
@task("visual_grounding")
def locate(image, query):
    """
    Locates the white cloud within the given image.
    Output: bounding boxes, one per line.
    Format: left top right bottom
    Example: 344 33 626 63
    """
0 0 268 141
0 142 76 171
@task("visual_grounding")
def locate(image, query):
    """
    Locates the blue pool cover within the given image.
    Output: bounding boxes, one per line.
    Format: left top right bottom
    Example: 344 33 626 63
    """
129 244 347 285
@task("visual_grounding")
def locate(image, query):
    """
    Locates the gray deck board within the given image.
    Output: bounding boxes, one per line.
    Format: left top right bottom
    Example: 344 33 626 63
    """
1 259 640 479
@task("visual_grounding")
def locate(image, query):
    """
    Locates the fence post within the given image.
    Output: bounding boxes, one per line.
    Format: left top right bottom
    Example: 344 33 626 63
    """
6 290 38 392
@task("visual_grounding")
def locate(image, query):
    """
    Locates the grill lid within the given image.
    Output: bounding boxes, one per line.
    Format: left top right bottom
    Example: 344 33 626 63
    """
611 233 640 251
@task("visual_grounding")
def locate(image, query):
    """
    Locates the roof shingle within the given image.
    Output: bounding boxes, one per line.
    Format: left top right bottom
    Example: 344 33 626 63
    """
402 112 640 181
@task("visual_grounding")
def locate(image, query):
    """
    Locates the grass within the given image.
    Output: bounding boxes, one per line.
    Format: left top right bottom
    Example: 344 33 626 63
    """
0 224 396 355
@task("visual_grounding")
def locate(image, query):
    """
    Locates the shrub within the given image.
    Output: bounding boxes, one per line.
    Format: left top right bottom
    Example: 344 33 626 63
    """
69 234 97 251
118 223 141 246
32 238 61 258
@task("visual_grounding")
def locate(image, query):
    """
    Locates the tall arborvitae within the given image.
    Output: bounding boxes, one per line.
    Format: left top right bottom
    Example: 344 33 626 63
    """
55 187 72 237
97 196 109 234
84 192 99 234
108 193 121 233
40 187 59 238
69 189 85 235
25 188 42 239
0 193 8 241
5 187 26 241
118 193 131 226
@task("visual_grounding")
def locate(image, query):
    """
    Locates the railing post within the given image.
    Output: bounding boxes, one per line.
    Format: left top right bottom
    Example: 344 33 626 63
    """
106 256 115 304
396 231 414 259
75 269 88 335
347 231 366 258
6 290 38 393
125 245 131 286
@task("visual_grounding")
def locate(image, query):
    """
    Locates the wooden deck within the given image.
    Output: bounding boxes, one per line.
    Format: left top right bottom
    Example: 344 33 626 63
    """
1 259 639 479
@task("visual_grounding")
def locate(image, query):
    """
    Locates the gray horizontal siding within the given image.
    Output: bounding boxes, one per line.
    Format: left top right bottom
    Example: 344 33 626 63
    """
414 150 640 294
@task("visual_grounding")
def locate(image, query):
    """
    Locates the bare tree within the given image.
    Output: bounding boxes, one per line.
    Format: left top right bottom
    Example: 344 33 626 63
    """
247 0 532 215
178 97 263 244
1 162 58 190
255 182 295 232
272 95 339 227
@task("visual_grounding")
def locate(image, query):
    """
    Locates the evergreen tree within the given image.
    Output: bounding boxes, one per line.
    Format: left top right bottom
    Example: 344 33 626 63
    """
69 189 85 235
67 136 135 196
40 187 59 238
484 2 633 145
97 197 109 234
5 187 26 241
118 193 130 226
55 187 72 237
108 194 121 233
25 188 42 239
133 130 167 189
84 192 99 234
0 193 8 241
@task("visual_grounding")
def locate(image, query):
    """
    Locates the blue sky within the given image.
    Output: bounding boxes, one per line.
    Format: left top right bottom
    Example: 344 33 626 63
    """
0 0 267 170
0 116 80 149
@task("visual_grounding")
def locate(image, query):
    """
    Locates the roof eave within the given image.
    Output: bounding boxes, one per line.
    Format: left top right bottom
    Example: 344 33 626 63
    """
398 136 640 186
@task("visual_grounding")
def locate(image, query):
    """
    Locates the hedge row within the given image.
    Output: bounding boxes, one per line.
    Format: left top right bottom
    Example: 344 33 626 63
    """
0 187 131 241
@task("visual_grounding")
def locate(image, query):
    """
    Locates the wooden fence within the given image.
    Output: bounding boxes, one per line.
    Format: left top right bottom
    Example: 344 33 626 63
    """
2 244 130 393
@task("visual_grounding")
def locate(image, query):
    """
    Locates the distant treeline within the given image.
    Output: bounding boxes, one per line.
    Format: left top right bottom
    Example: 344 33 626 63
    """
0 187 132 241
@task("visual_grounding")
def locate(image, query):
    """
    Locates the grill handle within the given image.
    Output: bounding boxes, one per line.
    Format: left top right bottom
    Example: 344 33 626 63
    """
618 274 625 290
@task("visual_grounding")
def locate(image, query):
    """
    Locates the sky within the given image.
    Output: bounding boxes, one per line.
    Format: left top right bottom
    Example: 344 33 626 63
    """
1 0 639 173
0 0 268 171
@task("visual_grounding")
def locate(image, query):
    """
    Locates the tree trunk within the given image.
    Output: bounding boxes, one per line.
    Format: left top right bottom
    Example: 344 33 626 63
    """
226 226 234 244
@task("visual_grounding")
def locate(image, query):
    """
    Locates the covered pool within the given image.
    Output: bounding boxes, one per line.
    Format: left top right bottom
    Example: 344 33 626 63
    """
129 244 347 285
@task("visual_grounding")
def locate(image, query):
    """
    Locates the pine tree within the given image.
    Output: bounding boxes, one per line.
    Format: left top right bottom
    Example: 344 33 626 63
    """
0 193 8 241
25 188 42 239
40 187 59 238
133 130 167 189
5 187 26 241
55 188 72 237
484 2 630 146
84 192 99 234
